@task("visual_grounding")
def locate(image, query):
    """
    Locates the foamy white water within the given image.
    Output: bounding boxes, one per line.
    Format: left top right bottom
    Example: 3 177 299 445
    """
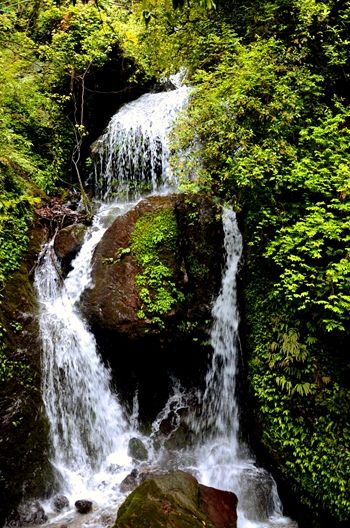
35 203 136 509
93 82 189 200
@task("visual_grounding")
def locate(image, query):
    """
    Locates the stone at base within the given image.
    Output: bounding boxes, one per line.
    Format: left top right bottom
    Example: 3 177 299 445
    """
75 500 93 514
52 495 69 513
115 470 237 528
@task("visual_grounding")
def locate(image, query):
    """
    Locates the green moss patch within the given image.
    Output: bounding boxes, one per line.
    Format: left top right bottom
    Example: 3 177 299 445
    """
131 208 185 328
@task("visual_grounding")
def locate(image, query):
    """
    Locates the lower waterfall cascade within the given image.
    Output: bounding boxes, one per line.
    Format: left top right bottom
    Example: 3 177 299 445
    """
31 83 297 528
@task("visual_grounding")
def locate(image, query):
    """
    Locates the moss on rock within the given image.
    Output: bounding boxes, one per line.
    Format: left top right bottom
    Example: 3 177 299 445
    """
115 471 237 528
130 207 184 328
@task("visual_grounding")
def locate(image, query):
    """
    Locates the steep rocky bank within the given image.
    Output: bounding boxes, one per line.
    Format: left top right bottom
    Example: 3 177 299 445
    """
0 221 52 525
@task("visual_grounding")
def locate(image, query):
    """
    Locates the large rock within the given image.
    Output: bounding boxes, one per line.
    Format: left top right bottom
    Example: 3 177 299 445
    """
81 193 224 422
83 193 223 337
128 437 148 461
115 470 237 528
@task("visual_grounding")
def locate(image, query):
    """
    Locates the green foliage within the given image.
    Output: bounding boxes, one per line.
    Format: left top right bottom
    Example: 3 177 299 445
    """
247 283 350 520
0 0 349 522
0 195 35 284
0 10 66 295
37 2 125 84
131 209 185 327
264 105 350 333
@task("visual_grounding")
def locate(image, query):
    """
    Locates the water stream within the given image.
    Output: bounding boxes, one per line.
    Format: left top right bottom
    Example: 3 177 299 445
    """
33 81 296 528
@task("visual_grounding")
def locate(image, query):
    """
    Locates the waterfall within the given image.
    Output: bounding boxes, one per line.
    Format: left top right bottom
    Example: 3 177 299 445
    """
32 79 295 528
35 203 134 504
33 84 190 518
149 208 295 527
200 207 242 444
92 83 189 201
182 209 292 527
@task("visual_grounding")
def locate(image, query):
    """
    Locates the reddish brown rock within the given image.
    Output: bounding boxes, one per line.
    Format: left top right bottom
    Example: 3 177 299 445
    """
82 193 223 338
82 195 175 335
54 223 87 261
115 470 237 528
200 484 238 528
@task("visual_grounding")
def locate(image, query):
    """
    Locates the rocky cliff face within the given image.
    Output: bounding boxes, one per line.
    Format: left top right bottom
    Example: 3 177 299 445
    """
0 222 53 525
82 193 224 422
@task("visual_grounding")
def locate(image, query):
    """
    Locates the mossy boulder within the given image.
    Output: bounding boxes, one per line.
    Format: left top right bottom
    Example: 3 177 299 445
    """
115 470 237 528
83 193 223 337
128 437 148 461
0 220 53 525
81 193 224 421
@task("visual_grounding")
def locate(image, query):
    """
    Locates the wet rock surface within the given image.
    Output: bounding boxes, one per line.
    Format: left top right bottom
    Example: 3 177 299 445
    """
15 501 48 525
115 470 237 528
0 221 53 525
74 500 93 514
52 495 69 513
238 469 276 521
127 438 148 461
120 469 139 493
54 223 87 273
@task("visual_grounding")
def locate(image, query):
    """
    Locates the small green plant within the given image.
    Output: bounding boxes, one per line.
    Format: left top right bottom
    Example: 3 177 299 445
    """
103 246 131 265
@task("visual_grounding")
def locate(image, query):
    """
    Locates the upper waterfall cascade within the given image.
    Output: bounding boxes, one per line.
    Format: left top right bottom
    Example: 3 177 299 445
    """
92 81 189 201
33 81 296 528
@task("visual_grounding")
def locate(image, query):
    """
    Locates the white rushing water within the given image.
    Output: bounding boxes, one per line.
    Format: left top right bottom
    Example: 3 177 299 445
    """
184 209 293 528
92 79 189 201
35 203 137 515
33 79 296 528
